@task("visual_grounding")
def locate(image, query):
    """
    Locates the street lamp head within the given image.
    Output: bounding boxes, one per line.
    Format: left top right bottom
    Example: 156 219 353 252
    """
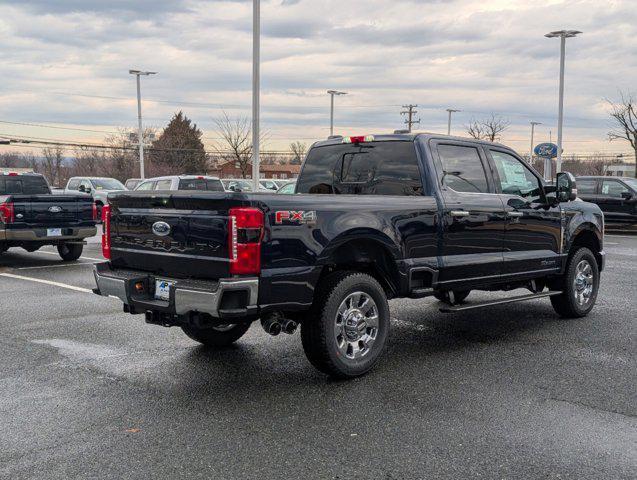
129 69 158 76
530 121 543 126
327 90 347 96
446 108 461 113
545 30 582 38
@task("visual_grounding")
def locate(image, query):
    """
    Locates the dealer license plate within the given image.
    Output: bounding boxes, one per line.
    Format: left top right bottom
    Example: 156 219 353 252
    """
154 280 173 301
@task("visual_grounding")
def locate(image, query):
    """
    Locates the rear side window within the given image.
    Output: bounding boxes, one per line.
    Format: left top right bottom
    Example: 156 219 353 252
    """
155 179 173 190
297 141 423 195
437 144 488 193
179 179 206 191
0 175 50 195
135 181 155 191
577 179 597 195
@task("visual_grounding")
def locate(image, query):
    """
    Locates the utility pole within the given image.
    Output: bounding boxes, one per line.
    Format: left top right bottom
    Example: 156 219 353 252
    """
446 109 460 135
129 69 157 179
252 0 260 191
530 121 542 164
401 105 420 133
327 90 347 137
545 29 581 173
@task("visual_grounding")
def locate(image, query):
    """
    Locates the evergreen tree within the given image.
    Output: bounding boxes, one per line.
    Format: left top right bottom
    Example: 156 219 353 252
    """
151 112 208 174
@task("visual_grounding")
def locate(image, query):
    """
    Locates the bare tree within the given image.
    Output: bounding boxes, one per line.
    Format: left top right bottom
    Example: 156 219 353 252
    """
289 141 307 165
466 114 510 142
607 91 637 178
41 146 66 186
213 111 267 178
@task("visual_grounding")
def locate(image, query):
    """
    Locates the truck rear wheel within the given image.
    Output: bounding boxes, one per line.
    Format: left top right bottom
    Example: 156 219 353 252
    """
550 247 599 318
301 271 390 379
182 323 251 347
57 243 83 261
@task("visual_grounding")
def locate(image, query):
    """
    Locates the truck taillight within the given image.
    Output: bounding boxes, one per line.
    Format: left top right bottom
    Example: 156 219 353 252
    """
0 200 14 224
92 202 98 221
228 207 264 275
101 204 111 259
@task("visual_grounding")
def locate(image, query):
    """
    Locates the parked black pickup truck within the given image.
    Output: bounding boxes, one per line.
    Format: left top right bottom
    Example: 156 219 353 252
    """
0 172 97 260
94 133 605 378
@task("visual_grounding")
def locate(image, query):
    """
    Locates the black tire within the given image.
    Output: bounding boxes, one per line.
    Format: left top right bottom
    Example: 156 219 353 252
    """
57 243 83 261
550 247 599 318
434 290 471 304
301 271 390 379
182 323 251 348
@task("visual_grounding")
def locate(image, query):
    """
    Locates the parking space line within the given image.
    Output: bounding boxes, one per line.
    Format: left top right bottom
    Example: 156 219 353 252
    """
17 262 99 270
33 250 104 262
0 272 93 293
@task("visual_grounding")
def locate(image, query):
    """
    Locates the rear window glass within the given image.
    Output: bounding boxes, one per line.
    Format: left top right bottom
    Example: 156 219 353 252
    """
296 141 423 195
577 179 597 194
179 179 224 192
0 175 50 195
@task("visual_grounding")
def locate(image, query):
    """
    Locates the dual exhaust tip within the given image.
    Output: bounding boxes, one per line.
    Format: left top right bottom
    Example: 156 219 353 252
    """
261 313 297 336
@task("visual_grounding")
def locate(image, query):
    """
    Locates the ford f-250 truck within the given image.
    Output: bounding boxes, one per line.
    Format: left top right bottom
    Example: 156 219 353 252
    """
93 133 605 378
1 172 97 260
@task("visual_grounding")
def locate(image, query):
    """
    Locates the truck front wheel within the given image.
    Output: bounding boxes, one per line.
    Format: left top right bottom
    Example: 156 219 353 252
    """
301 271 390 379
550 247 600 318
57 243 83 261
182 323 251 347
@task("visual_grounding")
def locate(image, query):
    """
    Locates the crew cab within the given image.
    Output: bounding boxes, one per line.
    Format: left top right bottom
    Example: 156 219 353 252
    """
1 172 98 260
93 134 605 378
135 175 225 192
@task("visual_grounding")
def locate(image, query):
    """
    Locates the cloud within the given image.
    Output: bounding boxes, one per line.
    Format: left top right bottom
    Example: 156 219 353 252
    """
0 0 635 154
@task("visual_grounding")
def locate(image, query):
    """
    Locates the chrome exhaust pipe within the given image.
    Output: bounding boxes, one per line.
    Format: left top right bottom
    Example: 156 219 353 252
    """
261 315 282 336
282 319 298 335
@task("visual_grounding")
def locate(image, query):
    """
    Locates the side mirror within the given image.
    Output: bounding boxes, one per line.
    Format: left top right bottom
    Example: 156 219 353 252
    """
556 172 577 202
621 191 634 200
78 185 86 193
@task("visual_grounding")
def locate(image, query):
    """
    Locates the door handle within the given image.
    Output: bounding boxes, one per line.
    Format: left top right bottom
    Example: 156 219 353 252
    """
507 211 524 218
450 210 470 217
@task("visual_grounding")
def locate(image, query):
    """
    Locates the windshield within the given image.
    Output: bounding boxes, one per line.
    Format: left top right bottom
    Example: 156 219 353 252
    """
622 178 637 191
90 178 125 190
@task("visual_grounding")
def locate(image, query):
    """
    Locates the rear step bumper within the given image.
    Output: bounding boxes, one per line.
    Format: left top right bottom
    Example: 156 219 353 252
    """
0 226 96 241
92 262 259 320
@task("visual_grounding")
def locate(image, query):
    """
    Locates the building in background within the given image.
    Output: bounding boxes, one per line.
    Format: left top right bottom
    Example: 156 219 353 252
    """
211 161 301 180
604 163 636 177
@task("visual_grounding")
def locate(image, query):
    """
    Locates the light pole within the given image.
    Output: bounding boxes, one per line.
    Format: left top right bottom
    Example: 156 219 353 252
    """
251 0 260 191
545 29 581 173
327 90 347 137
529 121 542 164
446 109 460 135
129 69 157 179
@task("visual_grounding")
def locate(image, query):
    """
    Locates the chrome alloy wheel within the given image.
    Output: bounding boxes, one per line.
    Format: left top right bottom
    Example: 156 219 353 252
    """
335 292 379 360
573 260 594 306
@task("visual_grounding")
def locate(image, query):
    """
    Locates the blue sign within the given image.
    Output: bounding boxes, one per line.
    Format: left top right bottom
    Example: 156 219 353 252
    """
534 143 558 159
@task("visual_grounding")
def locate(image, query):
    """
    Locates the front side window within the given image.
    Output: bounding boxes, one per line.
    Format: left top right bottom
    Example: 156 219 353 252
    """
601 180 629 197
437 144 488 193
91 178 125 190
67 179 80 190
297 141 423 195
490 150 542 201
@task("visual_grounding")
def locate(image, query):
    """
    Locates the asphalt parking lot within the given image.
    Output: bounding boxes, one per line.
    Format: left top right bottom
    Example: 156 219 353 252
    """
0 236 635 479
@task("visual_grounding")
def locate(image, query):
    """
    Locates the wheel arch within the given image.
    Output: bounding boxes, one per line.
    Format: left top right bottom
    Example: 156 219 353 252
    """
317 229 404 298
567 223 603 271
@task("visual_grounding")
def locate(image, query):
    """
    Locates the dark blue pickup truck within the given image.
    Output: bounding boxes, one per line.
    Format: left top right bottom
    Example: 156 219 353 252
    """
93 133 605 378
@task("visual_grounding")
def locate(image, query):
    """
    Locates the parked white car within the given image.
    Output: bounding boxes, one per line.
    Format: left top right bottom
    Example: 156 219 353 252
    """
134 175 225 192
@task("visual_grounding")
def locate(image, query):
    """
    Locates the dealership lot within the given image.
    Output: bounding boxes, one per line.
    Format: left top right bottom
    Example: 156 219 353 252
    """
0 237 635 479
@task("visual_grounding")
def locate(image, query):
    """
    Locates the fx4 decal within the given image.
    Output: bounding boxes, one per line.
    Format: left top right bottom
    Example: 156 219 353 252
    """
275 210 317 225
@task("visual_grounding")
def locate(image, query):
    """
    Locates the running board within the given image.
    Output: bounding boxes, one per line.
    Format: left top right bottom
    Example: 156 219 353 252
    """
439 291 562 313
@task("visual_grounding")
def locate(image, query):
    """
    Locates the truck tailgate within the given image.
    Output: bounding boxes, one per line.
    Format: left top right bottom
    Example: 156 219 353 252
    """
108 193 239 279
11 194 94 226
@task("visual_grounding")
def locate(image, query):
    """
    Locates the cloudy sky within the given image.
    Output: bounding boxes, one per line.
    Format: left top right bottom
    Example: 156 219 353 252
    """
0 0 635 155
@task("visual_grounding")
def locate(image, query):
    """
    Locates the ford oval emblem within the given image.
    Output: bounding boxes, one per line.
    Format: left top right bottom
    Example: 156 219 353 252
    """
152 221 171 237
48 206 62 213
